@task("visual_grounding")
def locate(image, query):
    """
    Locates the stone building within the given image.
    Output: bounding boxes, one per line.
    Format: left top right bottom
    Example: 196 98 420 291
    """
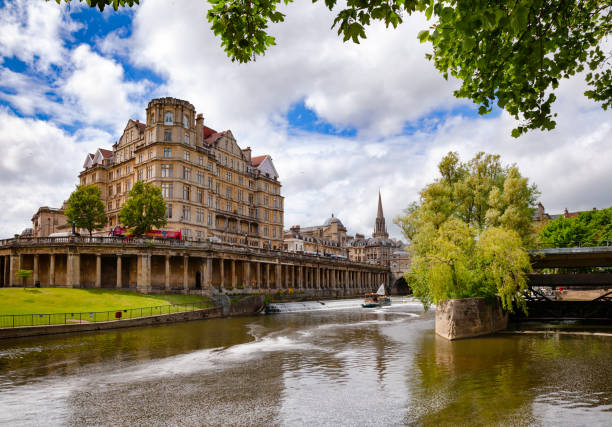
78 97 284 249
31 205 68 237
347 192 403 266
283 223 346 257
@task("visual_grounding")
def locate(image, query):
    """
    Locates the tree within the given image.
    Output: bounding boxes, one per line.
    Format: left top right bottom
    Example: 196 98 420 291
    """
396 151 539 244
539 206 612 247
51 0 611 138
65 184 107 236
119 181 167 235
396 152 537 312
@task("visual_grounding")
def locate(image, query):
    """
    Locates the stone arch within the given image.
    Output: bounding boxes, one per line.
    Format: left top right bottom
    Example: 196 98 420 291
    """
391 276 411 295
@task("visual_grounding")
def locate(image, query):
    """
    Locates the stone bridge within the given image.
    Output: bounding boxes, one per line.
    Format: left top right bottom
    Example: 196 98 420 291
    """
0 237 389 298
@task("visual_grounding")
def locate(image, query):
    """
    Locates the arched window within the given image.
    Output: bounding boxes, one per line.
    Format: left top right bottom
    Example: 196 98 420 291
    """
183 114 189 128
164 112 173 125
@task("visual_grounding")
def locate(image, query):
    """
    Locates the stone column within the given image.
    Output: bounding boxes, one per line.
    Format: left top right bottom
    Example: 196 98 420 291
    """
116 255 122 289
164 255 170 291
49 254 55 286
137 254 150 292
9 254 19 287
220 258 225 289
205 258 213 287
265 263 270 289
66 253 80 288
231 259 236 288
95 254 101 288
256 262 261 289
243 261 250 289
183 255 189 291
33 254 39 285
275 263 281 289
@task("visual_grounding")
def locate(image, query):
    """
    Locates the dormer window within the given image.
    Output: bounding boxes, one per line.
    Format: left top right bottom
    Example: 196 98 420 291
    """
183 115 189 128
164 112 173 125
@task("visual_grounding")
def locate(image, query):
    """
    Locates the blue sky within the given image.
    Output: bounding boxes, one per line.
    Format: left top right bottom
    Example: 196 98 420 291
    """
0 0 610 239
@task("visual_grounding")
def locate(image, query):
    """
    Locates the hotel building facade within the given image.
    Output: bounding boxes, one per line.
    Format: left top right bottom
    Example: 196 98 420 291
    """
79 97 284 249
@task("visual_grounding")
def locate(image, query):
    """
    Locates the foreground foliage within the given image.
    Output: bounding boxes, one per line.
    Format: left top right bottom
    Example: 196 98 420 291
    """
65 184 107 236
51 0 612 138
396 152 537 312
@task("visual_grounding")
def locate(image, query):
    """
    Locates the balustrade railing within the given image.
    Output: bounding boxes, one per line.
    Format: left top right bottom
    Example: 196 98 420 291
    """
530 241 612 250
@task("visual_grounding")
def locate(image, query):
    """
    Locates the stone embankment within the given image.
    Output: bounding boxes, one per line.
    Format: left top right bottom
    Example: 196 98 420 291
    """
0 295 265 340
435 297 508 340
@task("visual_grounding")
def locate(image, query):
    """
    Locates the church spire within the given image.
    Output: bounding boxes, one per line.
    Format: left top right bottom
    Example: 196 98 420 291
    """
373 191 388 239
377 191 384 219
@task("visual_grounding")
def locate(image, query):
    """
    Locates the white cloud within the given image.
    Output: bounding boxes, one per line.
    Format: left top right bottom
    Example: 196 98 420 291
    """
0 109 107 238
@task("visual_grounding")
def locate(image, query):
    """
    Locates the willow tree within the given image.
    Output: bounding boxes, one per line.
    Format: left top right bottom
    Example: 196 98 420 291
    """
396 151 537 312
51 0 611 138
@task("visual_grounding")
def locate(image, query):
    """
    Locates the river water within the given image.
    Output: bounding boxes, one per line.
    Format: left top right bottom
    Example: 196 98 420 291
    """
0 298 611 426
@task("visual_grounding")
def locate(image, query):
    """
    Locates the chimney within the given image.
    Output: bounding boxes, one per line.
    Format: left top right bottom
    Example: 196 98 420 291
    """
564 208 569 217
196 113 204 147
242 146 252 162
537 202 545 220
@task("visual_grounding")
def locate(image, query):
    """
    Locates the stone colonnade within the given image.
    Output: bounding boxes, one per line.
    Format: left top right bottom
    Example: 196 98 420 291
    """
0 246 388 296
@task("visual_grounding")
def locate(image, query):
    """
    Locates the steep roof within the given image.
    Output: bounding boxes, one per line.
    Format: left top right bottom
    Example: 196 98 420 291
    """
250 155 266 167
203 126 217 138
203 130 227 146
99 149 113 159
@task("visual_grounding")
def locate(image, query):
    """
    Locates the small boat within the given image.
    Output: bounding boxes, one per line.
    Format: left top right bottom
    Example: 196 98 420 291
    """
362 284 391 308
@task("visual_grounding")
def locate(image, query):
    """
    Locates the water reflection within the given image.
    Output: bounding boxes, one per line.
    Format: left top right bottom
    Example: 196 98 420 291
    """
0 300 610 426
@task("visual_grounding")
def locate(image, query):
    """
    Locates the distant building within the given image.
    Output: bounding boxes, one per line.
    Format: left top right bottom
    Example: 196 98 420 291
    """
31 205 68 237
283 219 347 257
347 192 403 266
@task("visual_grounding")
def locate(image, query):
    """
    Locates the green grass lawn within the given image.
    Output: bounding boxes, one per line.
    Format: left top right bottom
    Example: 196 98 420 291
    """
0 288 215 327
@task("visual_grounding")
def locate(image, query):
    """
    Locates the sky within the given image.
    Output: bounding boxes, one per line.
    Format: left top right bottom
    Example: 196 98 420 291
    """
0 0 610 240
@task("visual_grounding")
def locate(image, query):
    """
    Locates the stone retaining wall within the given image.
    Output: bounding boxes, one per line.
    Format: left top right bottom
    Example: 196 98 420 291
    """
435 297 508 340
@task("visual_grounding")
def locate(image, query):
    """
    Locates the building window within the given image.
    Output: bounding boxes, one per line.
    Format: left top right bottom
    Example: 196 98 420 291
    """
115 200 120 210
196 171 204 185
226 172 232 181
264 210 269 221
161 164 173 178
196 208 204 223
116 168 121 178
164 148 172 157
148 130 153 142
126 180 132 191
138 154 143 163
273 211 277 223
116 183 121 194
183 114 189 128
238 176 243 185
214 198 219 209
164 112 173 125
109 171 113 180
273 198 278 208
164 130 172 142
208 162 213 171
226 201 231 211
182 205 191 221
248 180 254 189
137 169 143 181
226 187 231 199
161 183 173 198
166 204 173 218
273 228 276 238
198 156 203 166
107 201 112 210
146 166 153 179
237 190 243 201
207 212 212 226
126 165 131 174
207 194 212 207
148 149 153 159
264 196 269 206
264 226 268 237
184 133 190 145
183 167 191 180
197 189 202 203
183 185 190 201
184 151 190 161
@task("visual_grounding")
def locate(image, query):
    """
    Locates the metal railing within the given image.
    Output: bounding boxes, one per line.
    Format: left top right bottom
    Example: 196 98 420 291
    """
0 302 213 329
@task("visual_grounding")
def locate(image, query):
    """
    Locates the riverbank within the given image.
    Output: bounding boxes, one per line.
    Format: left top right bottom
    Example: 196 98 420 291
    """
0 295 265 339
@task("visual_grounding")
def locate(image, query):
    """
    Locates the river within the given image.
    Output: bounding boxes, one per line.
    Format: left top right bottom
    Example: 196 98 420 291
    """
0 298 611 426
